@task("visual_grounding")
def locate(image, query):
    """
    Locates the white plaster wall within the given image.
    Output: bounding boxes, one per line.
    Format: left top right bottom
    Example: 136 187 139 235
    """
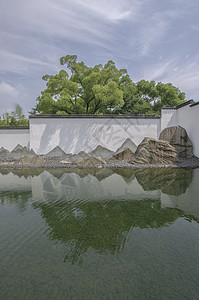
0 129 30 151
30 117 161 154
160 104 199 157
160 109 178 133
177 105 199 157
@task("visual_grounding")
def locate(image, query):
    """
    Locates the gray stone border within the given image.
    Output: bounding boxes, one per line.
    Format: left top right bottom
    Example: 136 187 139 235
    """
0 126 29 130
29 114 161 119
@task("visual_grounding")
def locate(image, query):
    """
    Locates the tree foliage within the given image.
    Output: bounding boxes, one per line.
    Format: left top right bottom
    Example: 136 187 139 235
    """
119 80 186 115
0 104 29 126
35 55 186 115
37 55 125 114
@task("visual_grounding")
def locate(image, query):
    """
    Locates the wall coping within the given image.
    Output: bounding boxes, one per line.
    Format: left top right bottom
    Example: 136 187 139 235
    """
29 114 161 119
162 100 198 110
161 106 177 110
176 100 195 109
190 101 199 107
0 126 29 130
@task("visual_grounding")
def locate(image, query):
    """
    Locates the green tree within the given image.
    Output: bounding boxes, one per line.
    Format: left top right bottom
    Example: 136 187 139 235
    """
118 80 186 115
35 55 186 115
0 104 29 126
36 55 125 114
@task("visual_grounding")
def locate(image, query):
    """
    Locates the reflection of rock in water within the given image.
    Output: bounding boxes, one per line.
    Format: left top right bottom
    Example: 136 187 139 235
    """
92 169 113 181
111 169 136 183
42 173 77 202
135 168 193 196
47 168 114 182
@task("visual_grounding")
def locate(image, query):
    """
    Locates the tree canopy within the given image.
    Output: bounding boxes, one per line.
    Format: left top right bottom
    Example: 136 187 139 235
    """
35 55 186 115
0 104 29 126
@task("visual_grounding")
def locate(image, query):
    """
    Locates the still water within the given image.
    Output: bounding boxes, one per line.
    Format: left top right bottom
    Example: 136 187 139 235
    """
0 168 199 299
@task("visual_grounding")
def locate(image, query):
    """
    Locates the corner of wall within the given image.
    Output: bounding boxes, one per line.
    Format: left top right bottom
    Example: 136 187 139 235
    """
160 108 178 135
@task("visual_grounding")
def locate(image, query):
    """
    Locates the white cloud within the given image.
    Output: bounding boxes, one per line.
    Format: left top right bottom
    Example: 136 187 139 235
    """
139 55 199 101
76 0 135 21
0 81 19 97
0 0 199 112
136 14 176 56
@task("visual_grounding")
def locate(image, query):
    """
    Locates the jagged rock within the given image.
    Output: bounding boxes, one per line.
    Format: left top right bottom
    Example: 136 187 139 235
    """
12 144 23 152
76 156 107 166
89 145 115 159
19 155 45 165
159 125 193 158
9 146 36 160
129 137 178 165
68 151 91 162
45 146 66 157
116 138 137 154
0 147 10 156
111 148 135 160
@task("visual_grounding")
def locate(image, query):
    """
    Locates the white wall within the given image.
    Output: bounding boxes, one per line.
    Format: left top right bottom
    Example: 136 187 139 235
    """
177 104 199 157
161 108 178 130
0 128 30 151
160 103 199 157
0 102 198 156
30 116 161 154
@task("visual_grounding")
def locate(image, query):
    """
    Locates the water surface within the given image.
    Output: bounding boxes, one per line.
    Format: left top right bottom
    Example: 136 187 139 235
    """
0 168 199 299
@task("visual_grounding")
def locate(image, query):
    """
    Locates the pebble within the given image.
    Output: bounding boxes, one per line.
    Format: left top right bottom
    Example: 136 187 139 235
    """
0 156 199 170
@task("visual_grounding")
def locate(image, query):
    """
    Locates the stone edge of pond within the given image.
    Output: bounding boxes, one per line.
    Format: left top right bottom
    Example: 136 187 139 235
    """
0 157 199 170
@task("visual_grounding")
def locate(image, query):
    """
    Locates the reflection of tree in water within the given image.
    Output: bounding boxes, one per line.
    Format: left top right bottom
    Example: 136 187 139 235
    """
0 167 195 264
135 168 193 196
34 198 196 265
0 190 32 212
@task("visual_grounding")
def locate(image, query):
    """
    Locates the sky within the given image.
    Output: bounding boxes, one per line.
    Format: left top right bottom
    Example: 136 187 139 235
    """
0 0 199 115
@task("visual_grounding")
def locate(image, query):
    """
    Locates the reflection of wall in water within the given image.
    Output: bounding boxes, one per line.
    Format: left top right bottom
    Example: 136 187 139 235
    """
161 169 199 219
31 170 160 204
1 168 198 220
0 171 31 192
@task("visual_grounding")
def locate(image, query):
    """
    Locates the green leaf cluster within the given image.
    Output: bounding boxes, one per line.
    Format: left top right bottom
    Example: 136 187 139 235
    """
118 80 186 115
0 104 29 126
35 55 186 115
37 56 125 115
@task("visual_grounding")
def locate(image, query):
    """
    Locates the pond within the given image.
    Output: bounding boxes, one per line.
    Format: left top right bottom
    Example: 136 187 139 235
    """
0 167 199 299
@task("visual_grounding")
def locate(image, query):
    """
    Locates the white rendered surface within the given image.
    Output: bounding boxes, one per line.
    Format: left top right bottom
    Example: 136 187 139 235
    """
160 109 177 132
1 102 199 157
0 129 30 151
177 105 199 157
30 117 161 155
